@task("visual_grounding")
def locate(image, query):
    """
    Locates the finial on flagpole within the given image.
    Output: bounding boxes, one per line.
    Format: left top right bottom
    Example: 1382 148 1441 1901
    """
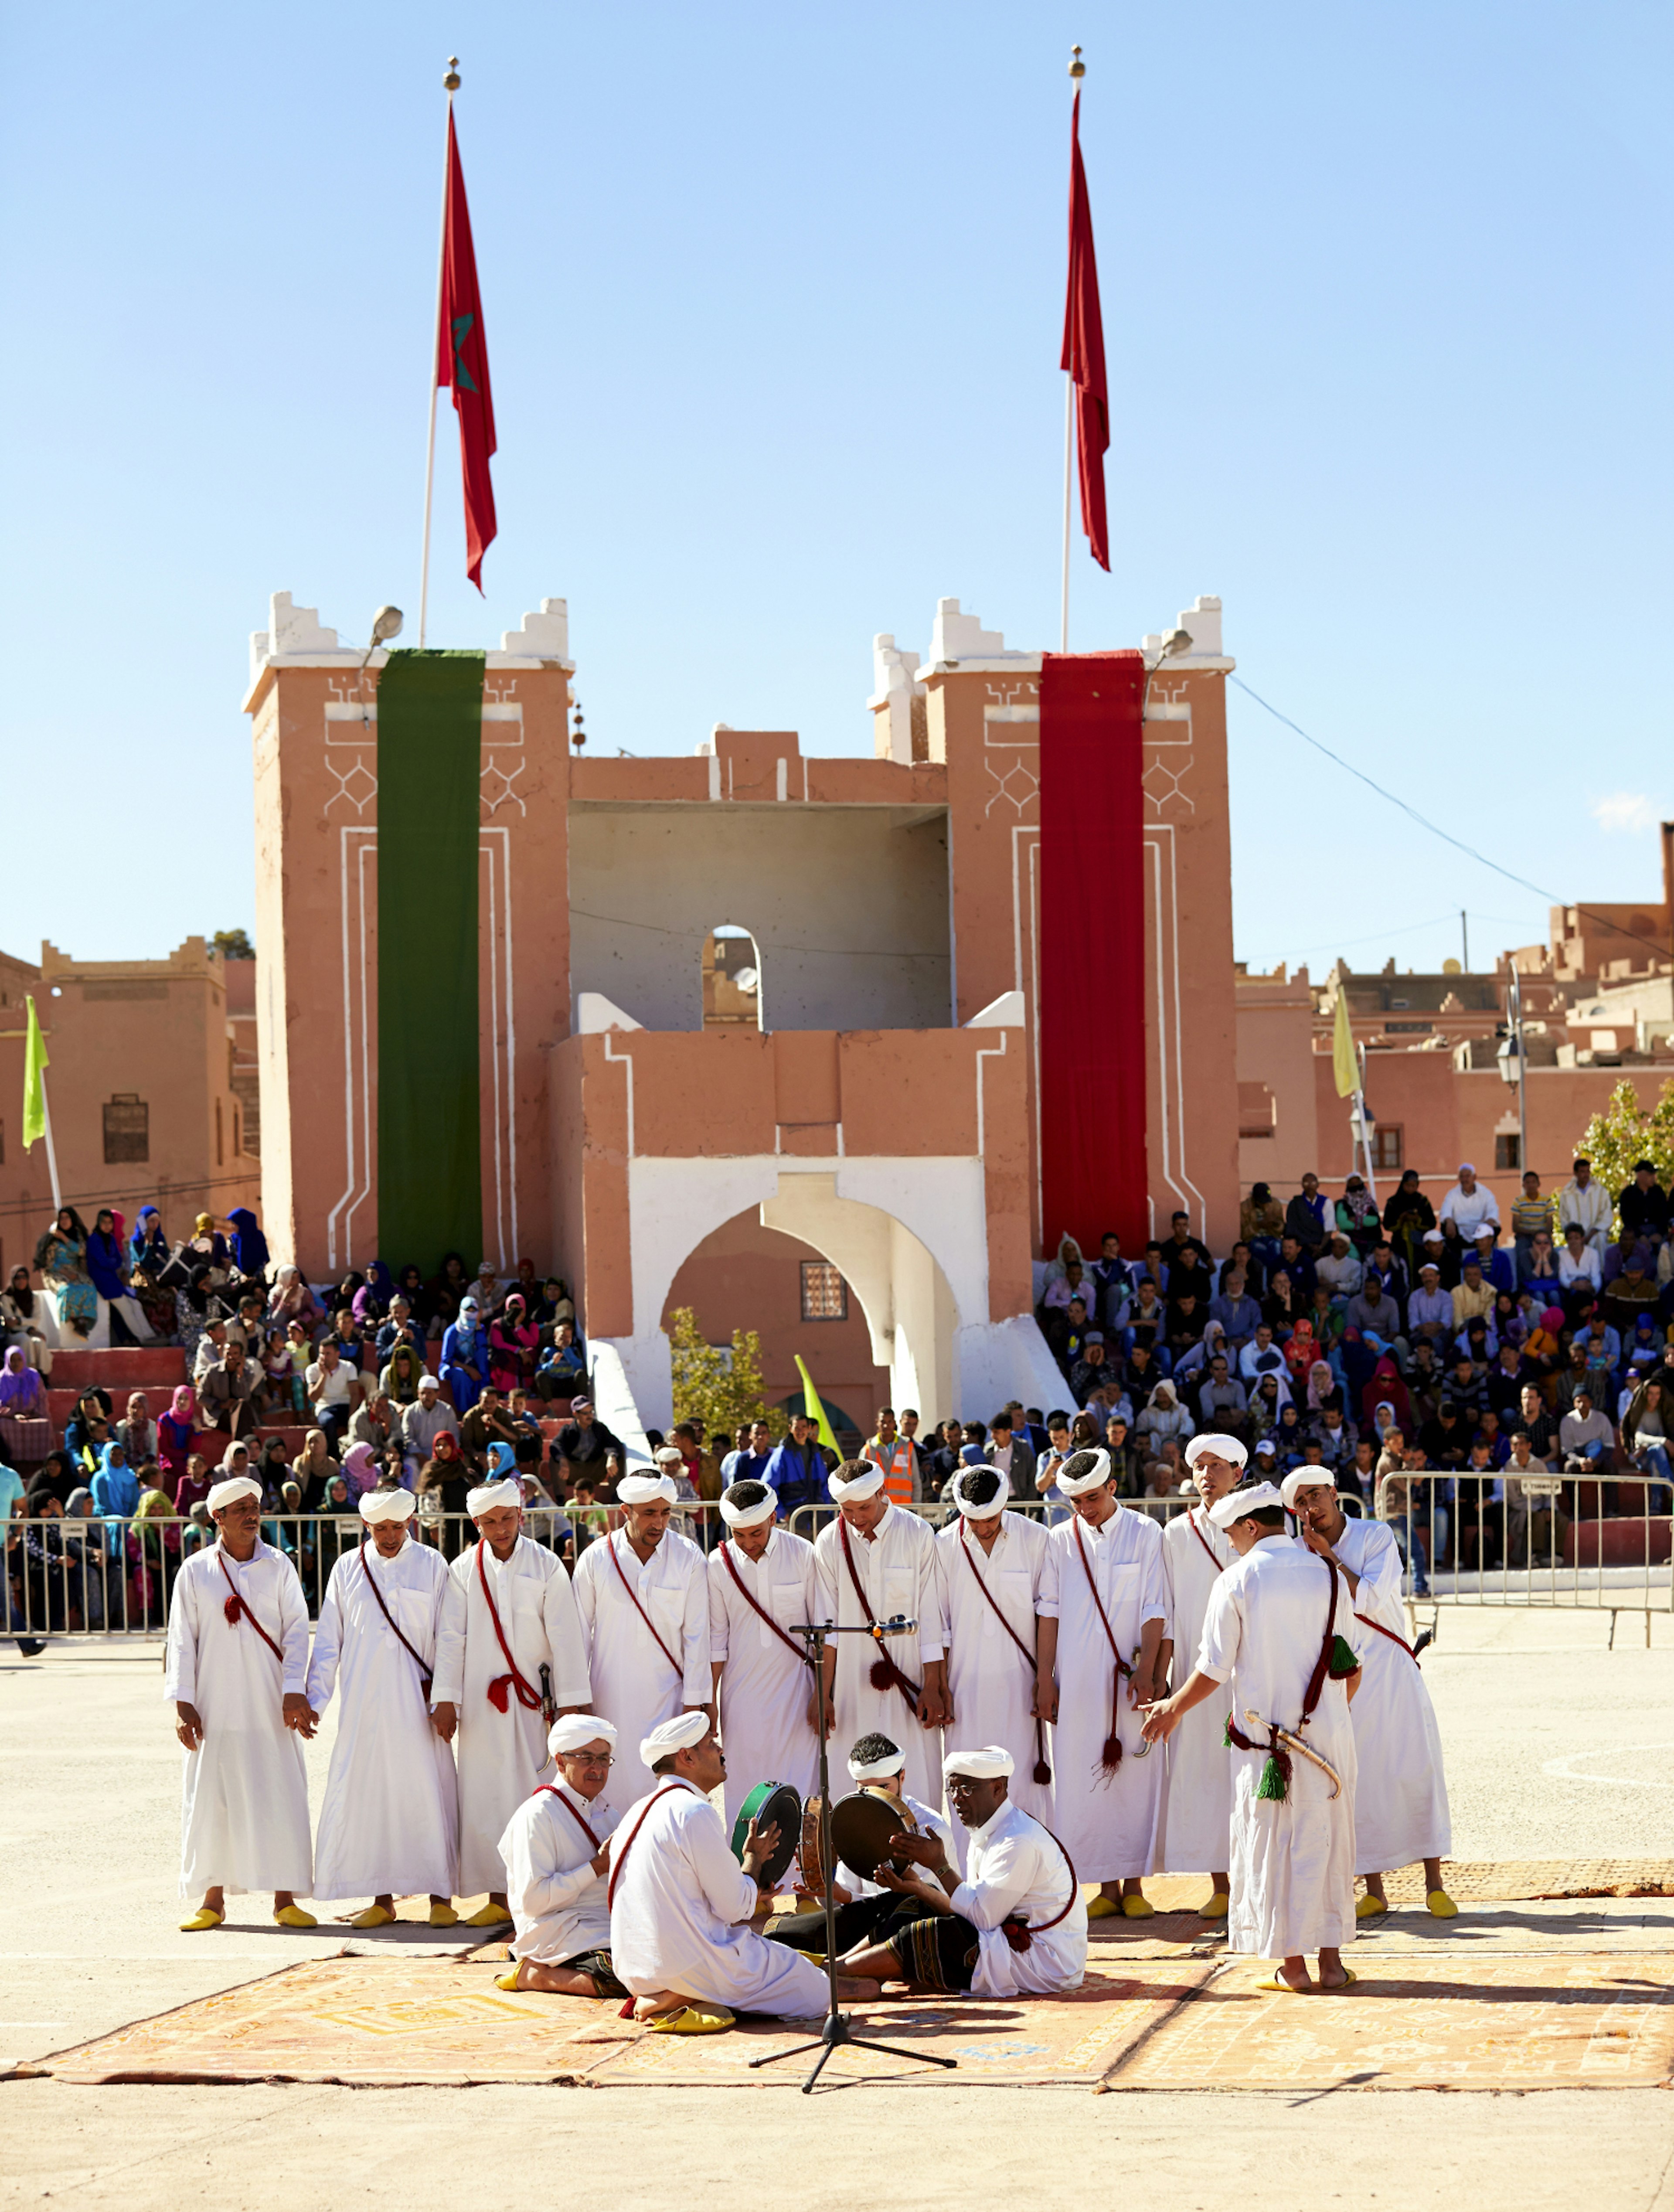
444 55 461 92
1068 44 1085 81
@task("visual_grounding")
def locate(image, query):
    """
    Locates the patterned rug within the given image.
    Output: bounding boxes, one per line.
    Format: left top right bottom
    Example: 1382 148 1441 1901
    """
34 1949 1674 2091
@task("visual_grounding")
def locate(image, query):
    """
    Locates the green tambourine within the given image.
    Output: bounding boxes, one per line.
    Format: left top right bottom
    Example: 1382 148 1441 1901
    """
730 1780 801 1889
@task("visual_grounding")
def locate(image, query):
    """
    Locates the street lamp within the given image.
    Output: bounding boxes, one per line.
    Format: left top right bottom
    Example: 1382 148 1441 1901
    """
1497 964 1529 1175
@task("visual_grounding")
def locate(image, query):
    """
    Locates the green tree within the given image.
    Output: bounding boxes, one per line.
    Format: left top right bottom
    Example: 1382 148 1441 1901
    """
1574 1077 1674 1237
666 1307 779 1443
212 927 255 961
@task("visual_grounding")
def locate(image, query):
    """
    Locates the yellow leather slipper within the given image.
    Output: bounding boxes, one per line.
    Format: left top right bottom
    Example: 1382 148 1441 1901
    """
274 1904 318 1928
348 1905 395 1928
179 1908 223 1932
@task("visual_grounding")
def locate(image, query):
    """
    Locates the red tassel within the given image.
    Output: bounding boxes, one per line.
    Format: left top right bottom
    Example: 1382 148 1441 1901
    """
617 1997 636 2020
1001 1916 1033 1953
487 1675 511 1713
1100 1735 1124 1774
1033 1757 1053 1786
869 1655 895 1692
223 1594 243 1627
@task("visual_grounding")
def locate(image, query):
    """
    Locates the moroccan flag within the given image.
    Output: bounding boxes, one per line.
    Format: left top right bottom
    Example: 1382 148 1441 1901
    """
436 108 497 591
1060 88 1109 571
21 994 48 1149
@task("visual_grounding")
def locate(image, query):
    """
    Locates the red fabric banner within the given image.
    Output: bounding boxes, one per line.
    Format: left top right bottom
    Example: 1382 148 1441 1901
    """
1059 89 1109 572
436 109 498 591
1038 651 1147 1254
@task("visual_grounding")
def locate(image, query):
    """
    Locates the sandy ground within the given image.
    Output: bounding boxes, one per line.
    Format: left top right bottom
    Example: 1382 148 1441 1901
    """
2 1608 1671 2207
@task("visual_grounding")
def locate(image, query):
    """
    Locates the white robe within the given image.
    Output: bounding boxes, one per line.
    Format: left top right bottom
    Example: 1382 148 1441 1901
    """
1041 1506 1168 1882
1299 1519 1451 1872
163 1541 313 1899
935 1511 1054 1842
949 1797 1088 1998
1198 1537 1363 1959
608 1777 827 2017
811 1504 945 1809
1152 1505 1236 1875
305 1535 459 1901
707 1530 819 1830
499 1779 621 1964
572 1527 711 1806
430 1535 592 1896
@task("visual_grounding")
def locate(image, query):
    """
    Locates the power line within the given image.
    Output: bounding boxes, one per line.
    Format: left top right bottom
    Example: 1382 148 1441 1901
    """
1230 675 1674 974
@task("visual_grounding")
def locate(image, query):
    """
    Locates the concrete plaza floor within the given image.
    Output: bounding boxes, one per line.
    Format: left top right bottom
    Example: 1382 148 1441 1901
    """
1 1608 1671 2208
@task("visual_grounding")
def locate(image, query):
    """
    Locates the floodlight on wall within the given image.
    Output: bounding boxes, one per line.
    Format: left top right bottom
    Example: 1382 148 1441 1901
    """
357 605 405 721
1141 626 1194 717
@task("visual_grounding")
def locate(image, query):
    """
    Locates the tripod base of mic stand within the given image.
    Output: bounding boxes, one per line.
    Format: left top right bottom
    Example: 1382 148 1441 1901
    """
747 2008 958 2093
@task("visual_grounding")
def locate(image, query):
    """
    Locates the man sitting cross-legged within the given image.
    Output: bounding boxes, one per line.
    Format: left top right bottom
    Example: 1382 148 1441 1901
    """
837 1745 1088 1997
495 1715 627 1997
765 1730 959 1958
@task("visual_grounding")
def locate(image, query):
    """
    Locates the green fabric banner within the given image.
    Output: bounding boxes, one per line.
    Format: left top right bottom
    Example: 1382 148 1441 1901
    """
377 650 485 1275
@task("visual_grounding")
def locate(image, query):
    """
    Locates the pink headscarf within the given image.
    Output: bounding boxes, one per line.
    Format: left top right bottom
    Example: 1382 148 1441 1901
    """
342 1441 378 1494
170 1384 197 1422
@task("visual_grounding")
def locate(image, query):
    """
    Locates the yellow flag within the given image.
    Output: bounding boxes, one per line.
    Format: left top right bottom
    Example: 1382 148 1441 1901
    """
22 995 48 1150
793 1354 842 1460
1332 987 1358 1100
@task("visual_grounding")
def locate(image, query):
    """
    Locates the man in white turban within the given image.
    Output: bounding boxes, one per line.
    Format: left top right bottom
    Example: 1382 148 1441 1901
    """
303 1480 460 1927
812 1458 947 1810
1142 1481 1364 1992
1151 1433 1243 1915
933 1462 1055 1846
837 1745 1087 1997
572 1468 711 1807
1041 1448 1168 1919
1283 1469 1455 1919
607 1712 867 2030
164 1474 316 1930
708 1478 818 1831
430 1473 591 1925
495 1715 626 1996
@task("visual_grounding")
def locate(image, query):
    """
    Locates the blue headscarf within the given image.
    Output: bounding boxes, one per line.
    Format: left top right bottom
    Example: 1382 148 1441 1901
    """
227 1208 270 1277
487 1441 517 1478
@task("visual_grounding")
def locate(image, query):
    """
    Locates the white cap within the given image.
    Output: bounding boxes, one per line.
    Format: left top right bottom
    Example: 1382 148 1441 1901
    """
948 1463 1010 1518
1280 1468 1337 1512
618 1471 678 1507
466 1477 521 1517
1184 1433 1248 1472
640 1710 709 1769
828 1461 886 1504
943 1743 1014 1780
1055 1447 1113 1498
1209 1480 1286 1529
718 1480 777 1530
358 1487 416 1524
418 1370 440 1391
207 1474 261 1514
847 1739 905 1783
549 1713 617 1758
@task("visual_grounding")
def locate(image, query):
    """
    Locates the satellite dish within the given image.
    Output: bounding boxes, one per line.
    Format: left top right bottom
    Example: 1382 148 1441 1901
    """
734 967 759 994
1442 957 1462 974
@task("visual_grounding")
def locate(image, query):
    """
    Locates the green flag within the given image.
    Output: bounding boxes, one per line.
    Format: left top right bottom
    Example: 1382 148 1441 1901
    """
22 995 48 1149
793 1354 842 1460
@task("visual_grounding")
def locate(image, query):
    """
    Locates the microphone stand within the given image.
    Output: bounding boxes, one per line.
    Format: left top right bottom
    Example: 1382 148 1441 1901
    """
747 1616 957 2093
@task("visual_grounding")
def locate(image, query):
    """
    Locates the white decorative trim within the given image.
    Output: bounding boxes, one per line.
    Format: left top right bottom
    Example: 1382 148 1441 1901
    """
604 1031 636 1158
325 827 377 1271
1145 825 1206 1231
965 990 1025 1028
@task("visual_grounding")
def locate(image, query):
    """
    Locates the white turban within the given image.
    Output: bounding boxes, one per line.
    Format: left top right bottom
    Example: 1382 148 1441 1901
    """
466 1477 521 1517
1209 1480 1285 1529
549 1713 617 1758
640 1709 709 1769
1055 1447 1112 1498
618 1470 678 1506
1280 1468 1337 1512
1184 1433 1248 1472
718 1481 777 1530
828 1461 886 1503
943 1744 1014 1780
207 1474 261 1514
948 1464 1010 1518
358 1486 416 1524
847 1739 905 1783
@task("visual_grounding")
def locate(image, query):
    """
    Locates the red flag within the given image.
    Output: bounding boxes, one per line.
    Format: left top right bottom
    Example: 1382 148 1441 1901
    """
435 109 497 591
1060 89 1109 572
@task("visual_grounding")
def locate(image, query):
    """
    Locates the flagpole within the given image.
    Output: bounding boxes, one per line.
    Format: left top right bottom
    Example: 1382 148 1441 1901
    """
418 57 461 651
39 1079 61 1216
1059 48 1085 654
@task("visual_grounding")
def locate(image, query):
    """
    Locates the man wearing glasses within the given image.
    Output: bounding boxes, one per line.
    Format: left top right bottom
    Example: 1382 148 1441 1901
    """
495 1715 626 1997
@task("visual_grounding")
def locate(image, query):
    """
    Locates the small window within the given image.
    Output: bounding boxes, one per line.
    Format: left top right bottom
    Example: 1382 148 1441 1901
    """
800 1262 848 1321
103 1094 149 1164
702 925 762 1030
1371 1126 1404 1172
1495 1133 1521 1171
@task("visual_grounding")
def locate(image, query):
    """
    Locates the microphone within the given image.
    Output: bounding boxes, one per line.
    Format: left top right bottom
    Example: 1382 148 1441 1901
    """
870 1614 916 1637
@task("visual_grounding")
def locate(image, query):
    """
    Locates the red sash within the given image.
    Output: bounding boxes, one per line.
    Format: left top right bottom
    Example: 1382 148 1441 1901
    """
956 1521 1050 1782
218 1549 285 1664
720 1541 812 1668
358 1537 434 1698
606 1781 690 1907
1187 1509 1227 1578
1072 1517 1135 1772
1354 1610 1421 1665
1001 1822 1080 1953
607 1533 684 1680
476 1540 542 1714
838 1516 920 1712
535 1782 604 1855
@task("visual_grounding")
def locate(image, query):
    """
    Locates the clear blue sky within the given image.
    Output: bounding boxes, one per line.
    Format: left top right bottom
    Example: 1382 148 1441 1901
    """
5 1 1669 978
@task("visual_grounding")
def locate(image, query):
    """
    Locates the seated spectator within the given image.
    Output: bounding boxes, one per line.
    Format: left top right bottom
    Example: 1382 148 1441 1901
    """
1141 1438 1188 1509
1311 1404 1358 1478
1195 1352 1248 1433
0 1347 51 1466
1519 1228 1563 1300
1343 1271 1401 1345
1467 1227 1514 1299
380 1339 429 1408
1359 1352 1412 1435
1161 1210 1214 1277
304 1336 362 1450
268 1265 325 1336
1162 1292 1208 1369
1069 1330 1118 1409
470 1258 508 1322
1619 1160 1671 1248
1439 1161 1500 1243
536 1319 588 1402
348 1388 401 1463
292 1428 340 1511
1342 1434 1376 1503
1366 1237 1410 1312
1403 1260 1450 1347
1134 1380 1191 1459
1486 1341 1529 1422
1 1266 54 1380
1247 1371 1289 1441
1220 1239 1268 1300
1240 1181 1285 1262
1606 1245 1660 1336
1051 1296 1092 1377
1315 1232 1363 1304
116 1390 160 1467
374 1296 423 1366
1559 1386 1614 1471
1558 1222 1603 1302
197 1337 261 1440
1262 1266 1307 1336
1418 1397 1471 1469
439 1295 490 1414
1102 1414 1143 1497
554 1395 626 1492
1281 1316 1323 1389
489 1293 541 1395
191 1319 229 1383
416 1430 473 1556
401 1371 458 1476
460 1384 523 1473
1041 1255 1093 1314
1123 1278 1165 1361
1238 1320 1286 1387
921 1417 964 1501
1209 1269 1260 1352
1382 1169 1436 1273
1284 1173 1330 1257
1335 1174 1383 1257
1444 1352 1489 1426
1451 1253 1494 1332
1621 1373 1674 1513
1089 1232 1135 1331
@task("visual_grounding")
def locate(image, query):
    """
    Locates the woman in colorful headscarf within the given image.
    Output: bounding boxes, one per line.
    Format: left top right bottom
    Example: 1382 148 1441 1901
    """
85 1208 156 1343
0 1263 55 1380
187 1213 229 1269
439 1294 488 1413
35 1208 97 1339
0 1346 51 1467
340 1439 379 1496
1305 1358 1340 1416
129 1206 170 1275
226 1208 270 1283
417 1429 472 1556
429 1250 470 1331
1360 1353 1412 1436
379 1338 426 1408
292 1428 338 1514
268 1264 324 1335
156 1385 198 1487
488 1292 540 1393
